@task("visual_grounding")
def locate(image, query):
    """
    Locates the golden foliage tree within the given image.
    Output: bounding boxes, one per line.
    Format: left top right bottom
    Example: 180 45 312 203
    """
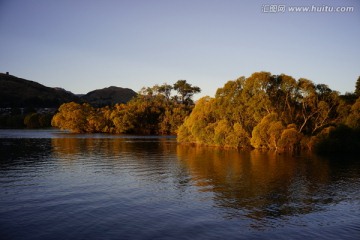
52 102 94 133
346 97 360 129
52 81 199 135
177 71 346 152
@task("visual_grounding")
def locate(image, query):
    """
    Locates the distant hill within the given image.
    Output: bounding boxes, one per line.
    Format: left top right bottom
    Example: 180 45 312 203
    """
81 86 137 107
0 73 137 108
0 73 79 108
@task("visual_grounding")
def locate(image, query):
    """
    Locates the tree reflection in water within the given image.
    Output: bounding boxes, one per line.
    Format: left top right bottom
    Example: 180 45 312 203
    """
176 145 338 227
49 137 358 229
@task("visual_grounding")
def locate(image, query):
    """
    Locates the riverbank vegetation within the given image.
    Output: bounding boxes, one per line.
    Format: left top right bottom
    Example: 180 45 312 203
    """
177 72 360 154
0 110 52 129
51 80 200 135
51 72 360 154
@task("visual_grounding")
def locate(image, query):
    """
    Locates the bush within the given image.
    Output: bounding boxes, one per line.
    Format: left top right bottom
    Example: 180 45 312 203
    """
315 125 360 156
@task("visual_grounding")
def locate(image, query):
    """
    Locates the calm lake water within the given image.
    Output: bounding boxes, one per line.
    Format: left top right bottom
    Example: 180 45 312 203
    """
1 129 360 240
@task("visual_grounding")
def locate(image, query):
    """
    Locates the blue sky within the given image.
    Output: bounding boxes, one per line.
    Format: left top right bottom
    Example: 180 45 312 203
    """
0 0 359 98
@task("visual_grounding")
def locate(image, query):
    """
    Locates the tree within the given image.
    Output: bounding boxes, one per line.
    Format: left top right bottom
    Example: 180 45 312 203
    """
295 79 340 134
176 71 348 152
346 97 360 129
157 83 173 101
278 125 302 152
158 104 192 134
52 102 94 133
296 78 317 133
51 80 196 135
314 125 360 155
177 97 215 144
355 76 360 97
267 74 297 123
250 113 284 149
173 80 201 105
38 114 52 128
24 113 40 129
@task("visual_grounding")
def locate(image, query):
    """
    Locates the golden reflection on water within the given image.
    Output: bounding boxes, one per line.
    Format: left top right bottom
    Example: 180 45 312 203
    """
50 137 178 176
51 137 336 223
176 145 332 222
51 137 176 158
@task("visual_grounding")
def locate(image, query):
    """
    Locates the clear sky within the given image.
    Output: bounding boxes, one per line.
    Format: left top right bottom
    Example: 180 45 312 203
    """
0 0 359 98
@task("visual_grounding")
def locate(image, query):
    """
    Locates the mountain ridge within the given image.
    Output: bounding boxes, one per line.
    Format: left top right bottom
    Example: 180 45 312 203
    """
82 86 137 107
0 73 137 108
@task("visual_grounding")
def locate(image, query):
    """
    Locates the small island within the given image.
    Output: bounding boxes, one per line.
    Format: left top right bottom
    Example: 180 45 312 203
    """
49 72 360 155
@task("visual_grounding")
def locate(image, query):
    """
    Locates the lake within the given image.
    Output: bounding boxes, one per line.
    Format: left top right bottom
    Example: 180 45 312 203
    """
1 129 360 239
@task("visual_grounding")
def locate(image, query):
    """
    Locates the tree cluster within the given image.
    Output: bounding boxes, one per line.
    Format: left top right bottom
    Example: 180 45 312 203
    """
52 80 200 134
0 109 52 129
178 72 360 153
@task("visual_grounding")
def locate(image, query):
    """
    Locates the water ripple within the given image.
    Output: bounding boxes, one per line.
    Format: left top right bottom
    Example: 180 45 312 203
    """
1 131 360 239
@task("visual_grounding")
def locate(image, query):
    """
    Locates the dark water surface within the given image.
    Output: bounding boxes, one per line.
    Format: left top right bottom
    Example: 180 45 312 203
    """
1 129 360 239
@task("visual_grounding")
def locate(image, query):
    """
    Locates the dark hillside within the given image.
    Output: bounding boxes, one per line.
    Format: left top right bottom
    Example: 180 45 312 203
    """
0 73 79 108
0 73 137 108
